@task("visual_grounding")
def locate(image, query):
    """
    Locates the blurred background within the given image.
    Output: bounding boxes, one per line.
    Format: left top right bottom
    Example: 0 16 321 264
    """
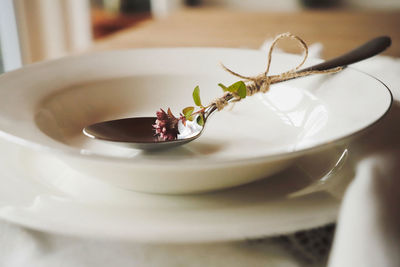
90 0 400 37
0 0 399 73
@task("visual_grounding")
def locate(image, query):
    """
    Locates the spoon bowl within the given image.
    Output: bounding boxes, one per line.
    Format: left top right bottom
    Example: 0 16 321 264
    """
83 117 202 150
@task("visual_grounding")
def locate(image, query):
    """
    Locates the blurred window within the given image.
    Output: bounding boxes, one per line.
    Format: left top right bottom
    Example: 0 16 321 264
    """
0 0 22 72
0 35 3 74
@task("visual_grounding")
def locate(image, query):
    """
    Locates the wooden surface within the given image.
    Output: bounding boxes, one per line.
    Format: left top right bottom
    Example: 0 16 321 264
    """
91 8 400 59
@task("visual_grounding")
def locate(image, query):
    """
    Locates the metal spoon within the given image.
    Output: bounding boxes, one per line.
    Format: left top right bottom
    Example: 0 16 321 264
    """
83 36 391 150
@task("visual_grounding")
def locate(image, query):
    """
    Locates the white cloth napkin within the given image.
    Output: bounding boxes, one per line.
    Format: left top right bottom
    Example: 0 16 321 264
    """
328 56 400 267
0 51 399 267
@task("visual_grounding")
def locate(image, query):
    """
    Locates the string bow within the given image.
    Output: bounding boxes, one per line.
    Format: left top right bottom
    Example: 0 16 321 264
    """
214 32 342 111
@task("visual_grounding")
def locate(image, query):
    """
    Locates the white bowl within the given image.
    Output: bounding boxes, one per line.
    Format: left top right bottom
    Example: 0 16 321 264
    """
0 48 392 193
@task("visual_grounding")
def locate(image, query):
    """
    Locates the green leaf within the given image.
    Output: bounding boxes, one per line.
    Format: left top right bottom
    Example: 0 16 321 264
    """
237 85 247 98
196 114 204 126
192 86 202 107
229 81 246 93
182 106 194 120
218 83 229 91
220 81 247 98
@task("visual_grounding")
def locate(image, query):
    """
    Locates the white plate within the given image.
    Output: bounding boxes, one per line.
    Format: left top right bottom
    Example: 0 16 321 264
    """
0 48 392 193
0 139 347 243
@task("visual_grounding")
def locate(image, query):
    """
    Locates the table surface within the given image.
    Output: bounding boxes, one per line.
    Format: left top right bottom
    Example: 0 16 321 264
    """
91 8 400 59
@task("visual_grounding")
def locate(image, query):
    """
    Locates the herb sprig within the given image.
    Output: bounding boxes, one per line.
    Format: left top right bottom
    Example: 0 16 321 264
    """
182 81 247 126
153 80 246 141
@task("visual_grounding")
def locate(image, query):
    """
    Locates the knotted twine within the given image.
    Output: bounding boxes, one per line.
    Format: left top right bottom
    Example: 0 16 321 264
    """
212 32 343 111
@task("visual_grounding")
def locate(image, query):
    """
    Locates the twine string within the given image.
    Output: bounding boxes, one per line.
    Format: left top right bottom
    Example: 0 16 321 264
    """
213 32 342 111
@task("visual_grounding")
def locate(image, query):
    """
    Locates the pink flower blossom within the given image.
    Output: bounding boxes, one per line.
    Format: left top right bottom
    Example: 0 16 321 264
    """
153 108 185 141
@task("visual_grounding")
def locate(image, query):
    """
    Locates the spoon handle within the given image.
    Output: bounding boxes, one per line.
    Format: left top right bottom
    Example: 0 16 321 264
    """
299 36 391 72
